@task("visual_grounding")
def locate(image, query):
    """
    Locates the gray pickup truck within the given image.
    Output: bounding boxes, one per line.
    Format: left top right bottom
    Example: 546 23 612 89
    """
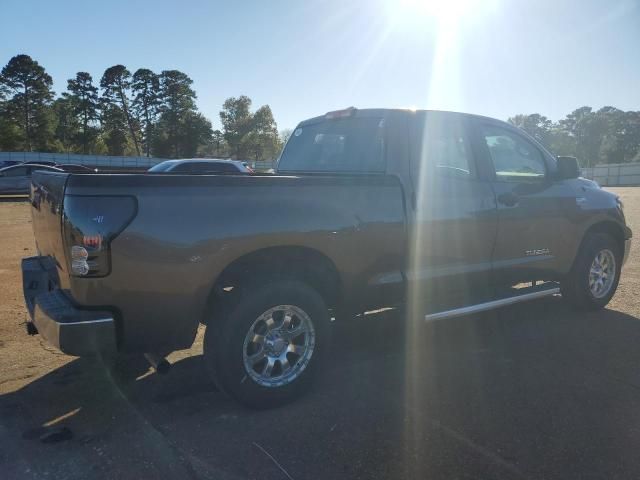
22 108 632 407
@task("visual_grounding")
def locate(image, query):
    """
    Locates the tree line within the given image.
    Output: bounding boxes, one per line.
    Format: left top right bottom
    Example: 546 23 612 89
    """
509 107 640 167
0 54 282 160
3 54 639 167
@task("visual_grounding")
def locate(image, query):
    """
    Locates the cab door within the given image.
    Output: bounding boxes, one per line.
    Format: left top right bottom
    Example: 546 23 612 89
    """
471 120 574 285
408 113 498 310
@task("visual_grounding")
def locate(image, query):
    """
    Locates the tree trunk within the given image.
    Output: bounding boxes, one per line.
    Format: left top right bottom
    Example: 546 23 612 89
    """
118 83 140 156
145 109 151 157
24 85 31 152
83 109 88 154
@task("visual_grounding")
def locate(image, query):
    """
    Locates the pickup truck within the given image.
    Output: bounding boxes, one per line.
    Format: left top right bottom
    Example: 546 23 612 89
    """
22 108 632 408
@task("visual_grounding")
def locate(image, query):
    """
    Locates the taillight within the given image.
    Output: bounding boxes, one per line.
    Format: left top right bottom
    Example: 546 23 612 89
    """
63 196 137 277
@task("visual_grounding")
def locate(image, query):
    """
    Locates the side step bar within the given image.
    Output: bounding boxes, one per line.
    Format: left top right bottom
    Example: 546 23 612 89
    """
425 285 560 322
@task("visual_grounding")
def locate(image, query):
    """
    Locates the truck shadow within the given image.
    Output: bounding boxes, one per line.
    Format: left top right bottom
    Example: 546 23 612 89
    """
3 297 640 479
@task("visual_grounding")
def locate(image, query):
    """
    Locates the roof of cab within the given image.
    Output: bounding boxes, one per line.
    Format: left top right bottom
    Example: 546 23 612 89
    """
297 108 508 127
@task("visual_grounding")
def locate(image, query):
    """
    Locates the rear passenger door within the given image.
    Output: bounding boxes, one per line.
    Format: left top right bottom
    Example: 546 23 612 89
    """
409 114 498 309
472 121 569 284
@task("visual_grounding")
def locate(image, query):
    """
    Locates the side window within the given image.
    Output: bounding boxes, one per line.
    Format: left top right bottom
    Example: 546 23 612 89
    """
427 121 472 177
413 117 473 180
186 163 211 173
213 163 241 173
26 166 44 176
481 125 546 180
3 167 28 177
171 163 194 173
191 163 238 174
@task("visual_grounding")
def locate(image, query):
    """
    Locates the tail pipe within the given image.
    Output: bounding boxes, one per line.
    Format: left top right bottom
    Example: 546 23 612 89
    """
144 353 171 375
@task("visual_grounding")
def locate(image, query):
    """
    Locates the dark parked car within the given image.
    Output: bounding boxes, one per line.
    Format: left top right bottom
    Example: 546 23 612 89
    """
0 164 62 195
0 160 22 169
22 108 632 408
23 160 58 167
56 164 99 173
148 158 254 174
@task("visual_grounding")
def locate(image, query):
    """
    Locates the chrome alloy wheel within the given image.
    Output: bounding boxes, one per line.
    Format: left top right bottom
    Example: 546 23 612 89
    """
589 248 616 299
242 305 316 387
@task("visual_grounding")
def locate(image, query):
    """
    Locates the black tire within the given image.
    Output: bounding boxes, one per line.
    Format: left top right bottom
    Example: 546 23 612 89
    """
561 232 622 311
204 280 329 409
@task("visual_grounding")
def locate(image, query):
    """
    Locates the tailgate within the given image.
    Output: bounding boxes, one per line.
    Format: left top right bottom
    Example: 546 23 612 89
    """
30 171 70 285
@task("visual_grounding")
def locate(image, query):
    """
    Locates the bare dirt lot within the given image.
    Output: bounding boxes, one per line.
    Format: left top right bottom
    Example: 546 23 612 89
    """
1 189 639 479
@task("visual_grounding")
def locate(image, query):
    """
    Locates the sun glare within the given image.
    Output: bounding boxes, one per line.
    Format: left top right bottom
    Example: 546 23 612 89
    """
382 0 499 111
393 0 482 23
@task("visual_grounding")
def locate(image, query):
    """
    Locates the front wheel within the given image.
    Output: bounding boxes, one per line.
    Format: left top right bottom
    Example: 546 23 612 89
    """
561 233 622 311
204 280 329 409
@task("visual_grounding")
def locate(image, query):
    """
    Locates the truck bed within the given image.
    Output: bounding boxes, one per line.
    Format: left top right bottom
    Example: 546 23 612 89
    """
29 171 407 352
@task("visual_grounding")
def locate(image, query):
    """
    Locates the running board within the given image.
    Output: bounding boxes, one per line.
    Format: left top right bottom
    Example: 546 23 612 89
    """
424 285 560 322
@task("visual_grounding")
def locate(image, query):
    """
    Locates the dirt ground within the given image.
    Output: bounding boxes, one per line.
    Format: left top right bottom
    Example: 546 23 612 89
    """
0 199 67 392
0 198 205 395
0 188 639 479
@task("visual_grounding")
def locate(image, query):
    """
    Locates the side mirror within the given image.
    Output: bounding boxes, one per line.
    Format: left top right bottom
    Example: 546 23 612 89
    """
556 156 580 180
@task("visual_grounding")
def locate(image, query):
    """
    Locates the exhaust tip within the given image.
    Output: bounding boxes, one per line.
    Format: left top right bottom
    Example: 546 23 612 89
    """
144 353 171 375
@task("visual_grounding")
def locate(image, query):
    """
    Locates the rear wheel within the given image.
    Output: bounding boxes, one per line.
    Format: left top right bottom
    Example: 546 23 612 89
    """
561 233 622 310
204 280 329 408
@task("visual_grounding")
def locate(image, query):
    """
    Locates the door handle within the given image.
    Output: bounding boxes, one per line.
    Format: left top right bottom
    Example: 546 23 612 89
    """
497 191 519 207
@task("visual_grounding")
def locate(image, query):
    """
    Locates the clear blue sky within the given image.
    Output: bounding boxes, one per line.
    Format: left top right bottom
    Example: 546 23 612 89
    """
1 0 638 130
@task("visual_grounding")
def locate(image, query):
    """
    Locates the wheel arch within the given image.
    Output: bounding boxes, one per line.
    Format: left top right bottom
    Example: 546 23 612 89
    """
571 220 626 271
584 220 625 254
202 246 342 325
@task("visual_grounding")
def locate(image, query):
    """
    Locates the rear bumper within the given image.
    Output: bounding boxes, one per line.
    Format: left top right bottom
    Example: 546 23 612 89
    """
22 256 117 356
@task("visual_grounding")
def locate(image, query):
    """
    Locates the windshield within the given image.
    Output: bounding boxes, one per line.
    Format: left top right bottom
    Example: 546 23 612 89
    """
278 117 385 173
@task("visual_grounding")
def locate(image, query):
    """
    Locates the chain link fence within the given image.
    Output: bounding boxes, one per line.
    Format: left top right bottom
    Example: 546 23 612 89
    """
581 162 640 187
0 152 165 172
0 152 280 173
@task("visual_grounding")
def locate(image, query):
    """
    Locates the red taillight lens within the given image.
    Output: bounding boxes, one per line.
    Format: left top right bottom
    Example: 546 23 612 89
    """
83 235 103 249
63 196 137 277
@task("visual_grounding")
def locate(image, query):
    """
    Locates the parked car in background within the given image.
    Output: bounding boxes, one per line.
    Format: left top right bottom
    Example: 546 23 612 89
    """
23 160 58 167
56 164 99 173
148 159 254 174
0 164 63 195
0 160 22 169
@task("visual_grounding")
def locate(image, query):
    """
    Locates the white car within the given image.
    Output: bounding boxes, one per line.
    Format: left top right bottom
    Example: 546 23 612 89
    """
148 159 254 174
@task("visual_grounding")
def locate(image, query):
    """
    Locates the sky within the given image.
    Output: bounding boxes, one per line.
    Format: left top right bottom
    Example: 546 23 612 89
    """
1 0 638 130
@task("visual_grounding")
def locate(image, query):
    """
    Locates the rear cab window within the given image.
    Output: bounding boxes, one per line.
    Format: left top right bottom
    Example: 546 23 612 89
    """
278 112 386 173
